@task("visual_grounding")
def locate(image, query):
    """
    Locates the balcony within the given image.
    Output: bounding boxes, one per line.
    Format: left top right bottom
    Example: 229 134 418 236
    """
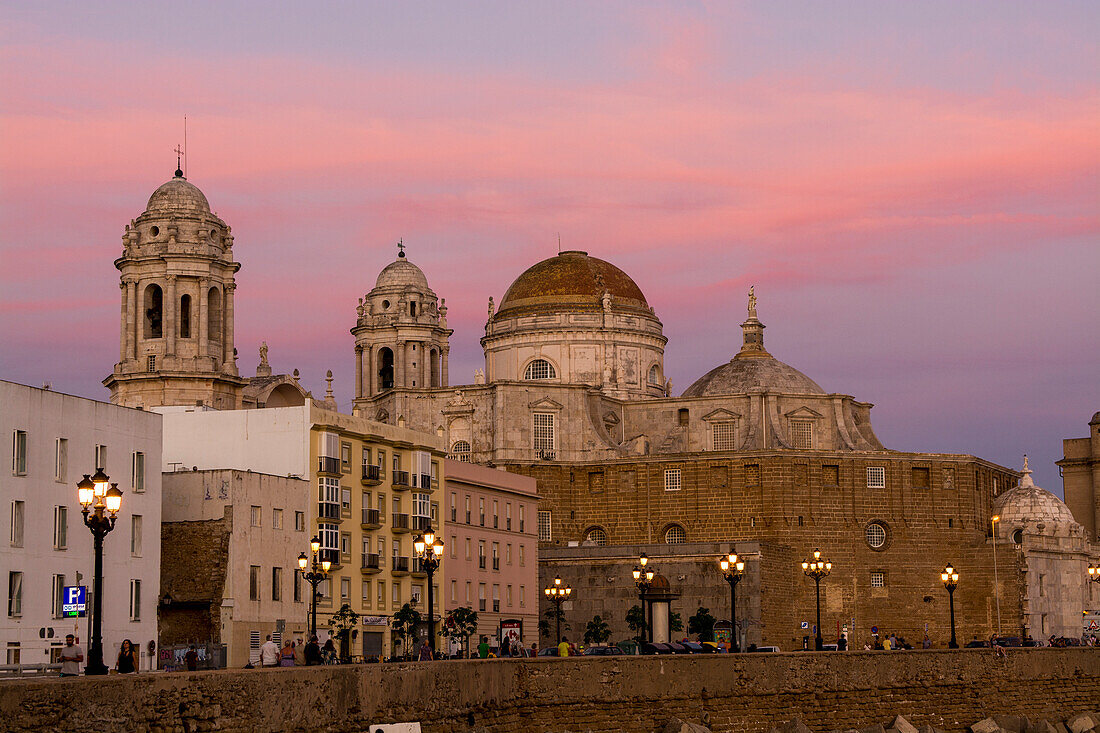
320 548 340 567
361 464 382 485
392 513 410 533
493 601 500 613
361 508 381 530
360 553 381 574
318 456 341 475
392 470 410 490
478 556 486 570
413 473 434 492
410 558 429 578
492 557 500 571
392 556 410 575
317 502 341 521
536 449 556 461
411 515 431 533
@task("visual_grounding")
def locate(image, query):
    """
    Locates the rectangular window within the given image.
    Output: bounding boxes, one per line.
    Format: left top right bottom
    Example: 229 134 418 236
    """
450 580 457 602
95 444 107 471
392 453 401 473
450 492 457 522
53 505 67 550
520 506 525 533
411 585 422 606
465 538 471 560
362 446 370 468
272 508 283 529
5 643 19 665
293 570 302 603
911 467 930 489
377 450 386 478
249 566 260 600
478 583 486 612
744 464 760 486
8 571 23 616
664 468 681 492
378 580 386 608
250 505 262 526
341 532 351 555
10 500 24 547
450 535 457 559
129 579 141 621
870 571 885 588
341 443 351 472
506 503 512 530
391 582 400 605
519 544 526 566
130 515 142 557
55 438 67 482
51 574 65 618
1039 574 1045 597
465 496 471 524
538 511 552 542
341 577 350 601
712 421 737 451
866 466 886 489
341 488 352 509
520 585 526 607
478 540 486 569
147 354 156 372
479 497 485 526
789 420 812 450
823 465 839 486
505 543 512 565
272 567 282 601
132 451 146 493
362 580 371 603
506 584 513 607
320 431 340 458
294 511 305 531
533 413 555 456
12 430 27 475
492 500 499 528
492 584 500 612
465 581 471 603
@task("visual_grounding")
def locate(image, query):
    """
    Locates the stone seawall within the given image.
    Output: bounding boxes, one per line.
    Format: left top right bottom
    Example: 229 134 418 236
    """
1 649 1097 733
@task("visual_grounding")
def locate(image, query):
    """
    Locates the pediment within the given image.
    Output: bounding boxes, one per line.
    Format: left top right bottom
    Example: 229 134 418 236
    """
528 397 564 411
602 411 620 426
784 406 824 419
702 408 742 422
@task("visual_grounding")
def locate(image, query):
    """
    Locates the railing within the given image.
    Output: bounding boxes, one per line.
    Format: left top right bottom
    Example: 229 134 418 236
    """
392 556 409 573
478 599 486 611
361 553 380 570
411 558 429 575
392 513 409 531
536 449 556 460
318 502 340 520
411 515 431 532
419 474 433 490
493 601 500 612
361 508 380 526
362 464 381 482
492 557 500 571
392 470 410 487
318 456 341 474
0 663 62 678
478 556 486 570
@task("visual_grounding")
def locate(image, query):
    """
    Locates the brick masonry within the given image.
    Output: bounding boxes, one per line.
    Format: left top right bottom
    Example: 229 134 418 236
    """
1 648 1096 733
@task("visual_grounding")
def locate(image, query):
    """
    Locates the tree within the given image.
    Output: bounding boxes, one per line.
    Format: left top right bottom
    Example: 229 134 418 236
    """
542 603 568 640
584 615 611 646
626 605 649 643
328 603 360 662
670 612 683 633
391 603 422 659
688 607 716 642
443 606 479 657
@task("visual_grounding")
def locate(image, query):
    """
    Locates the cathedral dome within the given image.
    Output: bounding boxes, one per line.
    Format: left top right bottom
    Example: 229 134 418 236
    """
683 354 825 397
375 254 430 290
993 457 1076 527
146 172 211 214
496 250 649 317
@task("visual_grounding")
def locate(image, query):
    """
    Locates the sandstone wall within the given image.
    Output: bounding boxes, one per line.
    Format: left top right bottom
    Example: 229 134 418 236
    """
1 648 1097 733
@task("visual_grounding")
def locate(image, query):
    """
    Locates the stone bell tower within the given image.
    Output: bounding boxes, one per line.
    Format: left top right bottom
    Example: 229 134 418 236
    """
103 163 246 409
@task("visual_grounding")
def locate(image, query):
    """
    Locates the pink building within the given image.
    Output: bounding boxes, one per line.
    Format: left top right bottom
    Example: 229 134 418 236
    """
443 460 538 654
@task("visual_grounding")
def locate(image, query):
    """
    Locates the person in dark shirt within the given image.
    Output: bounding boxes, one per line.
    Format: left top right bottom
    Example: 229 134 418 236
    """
305 636 323 666
184 645 199 671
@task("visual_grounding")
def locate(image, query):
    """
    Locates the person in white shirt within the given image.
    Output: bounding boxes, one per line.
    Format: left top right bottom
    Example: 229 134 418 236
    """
59 634 83 677
259 635 280 667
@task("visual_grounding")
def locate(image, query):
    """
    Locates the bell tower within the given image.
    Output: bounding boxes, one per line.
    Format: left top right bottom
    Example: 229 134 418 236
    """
103 165 246 409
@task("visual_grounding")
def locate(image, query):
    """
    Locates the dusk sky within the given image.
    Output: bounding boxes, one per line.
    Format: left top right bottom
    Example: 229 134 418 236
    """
1 1 1097 494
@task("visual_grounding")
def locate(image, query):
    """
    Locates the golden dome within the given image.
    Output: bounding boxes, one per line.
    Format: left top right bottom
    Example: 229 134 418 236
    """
496 250 649 318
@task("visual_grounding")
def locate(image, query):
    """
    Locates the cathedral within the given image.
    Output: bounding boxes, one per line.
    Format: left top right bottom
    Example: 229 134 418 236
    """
106 168 1099 649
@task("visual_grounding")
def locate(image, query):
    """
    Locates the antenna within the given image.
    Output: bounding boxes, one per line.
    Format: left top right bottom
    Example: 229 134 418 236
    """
183 114 188 177
557 232 561 254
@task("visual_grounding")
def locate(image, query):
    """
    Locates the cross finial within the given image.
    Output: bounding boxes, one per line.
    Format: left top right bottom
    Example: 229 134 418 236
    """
174 145 184 177
397 238 405 258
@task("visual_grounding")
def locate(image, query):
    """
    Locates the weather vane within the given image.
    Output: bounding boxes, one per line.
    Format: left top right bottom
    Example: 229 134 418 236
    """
397 238 405 258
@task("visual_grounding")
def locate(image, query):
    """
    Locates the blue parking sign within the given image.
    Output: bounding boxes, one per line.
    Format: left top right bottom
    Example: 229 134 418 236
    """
62 586 86 617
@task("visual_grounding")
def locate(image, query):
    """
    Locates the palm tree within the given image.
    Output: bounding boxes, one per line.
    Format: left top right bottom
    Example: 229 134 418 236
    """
584 615 611 646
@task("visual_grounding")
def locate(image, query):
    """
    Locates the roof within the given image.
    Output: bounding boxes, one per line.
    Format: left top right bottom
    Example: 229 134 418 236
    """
146 173 211 214
992 457 1077 527
682 354 825 397
496 250 649 317
375 257 430 290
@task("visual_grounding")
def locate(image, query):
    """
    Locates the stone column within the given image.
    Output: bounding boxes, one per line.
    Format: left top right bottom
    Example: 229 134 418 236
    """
125 279 137 361
165 275 177 356
442 346 449 388
198 278 210 358
419 341 427 388
118 281 128 363
354 345 363 398
395 340 405 388
224 283 236 371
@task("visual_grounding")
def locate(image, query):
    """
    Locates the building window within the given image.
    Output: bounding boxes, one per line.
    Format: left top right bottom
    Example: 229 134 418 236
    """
293 570 302 603
479 497 485 526
132 452 145 493
392 583 400 606
341 532 351 556
294 511 305 532
519 544 526 566
524 359 556 380
7 571 22 617
341 443 351 472
465 496 471 524
55 438 67 482
537 511 552 542
678 408 689 426
179 293 191 338
790 420 812 450
130 515 142 557
519 585 525 607
744 464 760 486
147 355 156 372
478 583 486 612
51 574 65 618
911 467 930 489
363 580 372 603
53 505 67 550
129 579 141 621
664 525 687 544
450 441 472 462
94 444 107 472
865 522 888 549
12 430 27 475
533 413 555 458
585 527 608 546
520 506 525 533
272 508 283 529
450 536 457 559
249 566 261 600
648 364 661 385
377 581 386 608
341 578 350 601
272 567 282 601
465 538 471 561
450 492 457 522
492 500 499 528
866 466 886 489
712 421 736 451
1038 574 1045 597
664 468 681 492
251 506 262 527
1011 528 1023 544
9 500 24 547
505 543 512 564
450 580 457 602
870 571 885 588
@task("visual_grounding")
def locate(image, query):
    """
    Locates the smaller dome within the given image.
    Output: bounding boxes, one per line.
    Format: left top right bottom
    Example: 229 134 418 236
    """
683 355 825 397
993 456 1077 527
146 173 210 214
375 257 430 291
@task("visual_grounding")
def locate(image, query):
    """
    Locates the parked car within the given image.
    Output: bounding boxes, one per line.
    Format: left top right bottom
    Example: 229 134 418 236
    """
750 645 781 653
581 645 624 656
992 637 1022 647
681 642 717 654
641 642 673 655
820 643 839 652
964 640 989 648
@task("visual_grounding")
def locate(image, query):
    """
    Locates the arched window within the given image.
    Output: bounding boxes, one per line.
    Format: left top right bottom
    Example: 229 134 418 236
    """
179 294 191 338
585 527 608 546
664 525 686 545
143 284 163 338
378 347 394 391
207 287 222 344
524 359 556 380
648 364 661 385
410 301 417 317
430 348 440 388
450 440 471 462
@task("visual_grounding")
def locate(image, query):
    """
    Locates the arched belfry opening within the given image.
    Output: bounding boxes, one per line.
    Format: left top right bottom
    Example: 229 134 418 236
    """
179 294 192 338
208 287 222 346
378 347 394 391
144 284 163 338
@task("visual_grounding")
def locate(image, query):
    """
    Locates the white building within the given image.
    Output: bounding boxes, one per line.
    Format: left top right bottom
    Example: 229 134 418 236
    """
2 380 161 669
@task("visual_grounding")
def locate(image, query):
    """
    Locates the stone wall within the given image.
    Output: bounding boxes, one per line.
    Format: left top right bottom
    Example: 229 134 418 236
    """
158 511 231 648
2 649 1096 733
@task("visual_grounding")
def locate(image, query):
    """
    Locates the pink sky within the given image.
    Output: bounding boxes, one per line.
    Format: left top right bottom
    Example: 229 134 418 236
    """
1 1 1097 493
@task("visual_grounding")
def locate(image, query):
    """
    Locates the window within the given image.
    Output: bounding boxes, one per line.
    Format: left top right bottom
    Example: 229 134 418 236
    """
272 567 282 601
823 465 839 486
6 643 21 665
712 421 736 451
492 500 499 528
450 492 457 522
341 532 351 555
129 579 141 621
131 515 142 557
465 538 471 560
524 359 556 380
377 450 386 478
341 443 351 472
585 527 608 546
505 543 512 564
53 506 67 550
293 570 302 603
538 511 552 542
12 430 27 475
317 523 339 555
465 496 471 524
95 444 107 471
294 511 305 532
377 581 386 608
478 583 486 611
147 355 156 372
179 293 191 338
478 541 486 568
519 544 526 566
250 506 262 527
866 466 886 489
1038 574 1045 597
745 464 760 486
7 571 22 617
319 476 340 518
506 503 512 530
132 452 145 493
507 585 513 607
870 571 885 588
479 498 485 526
342 488 352 510
362 580 371 603
648 364 661 385
272 508 283 529
10 500 24 547
664 468 681 492
450 536 457 559
413 493 430 522
451 580 457 602
492 584 500 612
533 413 555 457
465 582 471 603
362 446 371 468
250 566 261 600
54 438 67 482
51 574 65 618
790 420 812 450
1011 528 1023 545
341 578 350 601
664 525 686 544
450 440 471 462
519 585 525 607
911 467 930 489
411 585 422 605
520 506 525 533
678 408 689 426
391 583 400 605
865 522 888 549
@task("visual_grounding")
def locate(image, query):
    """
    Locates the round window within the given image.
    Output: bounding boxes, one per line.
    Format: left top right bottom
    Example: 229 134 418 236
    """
865 522 887 549
585 528 608 546
382 300 390 310
1011 528 1023 545
150 226 160 237
664 525 686 544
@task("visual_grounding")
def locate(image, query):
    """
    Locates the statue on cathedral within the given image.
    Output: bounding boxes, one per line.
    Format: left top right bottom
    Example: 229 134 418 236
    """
664 378 672 397
473 368 485 385
748 285 757 316
259 341 269 368
356 298 366 320
487 296 495 319
602 289 612 313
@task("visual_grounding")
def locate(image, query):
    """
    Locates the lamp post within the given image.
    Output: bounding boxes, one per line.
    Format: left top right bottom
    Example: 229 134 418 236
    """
76 469 123 675
413 529 444 656
543 576 571 644
941 563 959 649
632 553 655 644
991 514 1001 636
801 549 831 651
719 551 745 653
297 536 331 639
1089 564 1100 586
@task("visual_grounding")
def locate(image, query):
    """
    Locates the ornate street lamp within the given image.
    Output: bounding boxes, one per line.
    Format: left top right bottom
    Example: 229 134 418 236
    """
413 529 444 656
543 575 572 644
941 563 960 649
801 549 832 651
298 536 331 638
77 470 123 675
1089 564 1100 585
719 551 745 653
632 553 656 644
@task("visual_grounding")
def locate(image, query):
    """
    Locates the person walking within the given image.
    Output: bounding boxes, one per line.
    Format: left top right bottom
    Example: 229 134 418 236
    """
557 636 570 657
259 635 280 667
115 639 138 673
59 634 83 677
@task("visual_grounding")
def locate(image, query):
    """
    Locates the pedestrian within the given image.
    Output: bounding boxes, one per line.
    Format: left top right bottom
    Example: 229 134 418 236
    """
922 635 932 649
557 636 570 657
418 643 433 661
115 639 138 673
280 639 295 666
293 638 306 666
837 633 847 651
883 635 892 651
305 636 322 666
530 642 538 657
59 634 83 677
321 638 336 664
477 636 489 659
259 634 280 667
184 645 199 671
